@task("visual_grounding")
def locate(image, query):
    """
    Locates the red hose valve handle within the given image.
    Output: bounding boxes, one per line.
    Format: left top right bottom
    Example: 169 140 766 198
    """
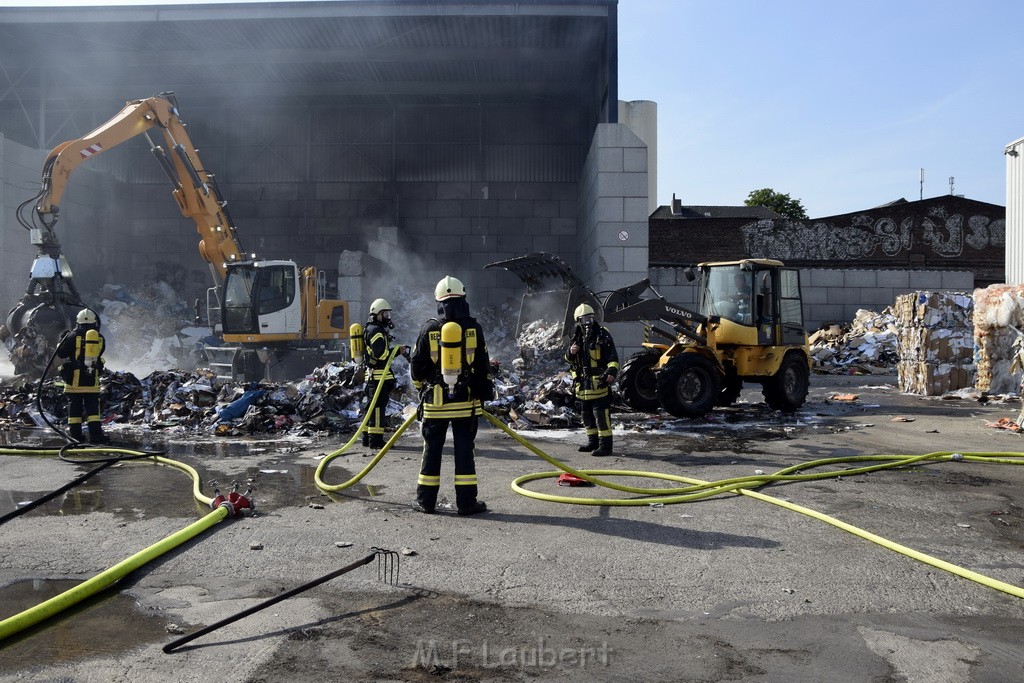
228 491 253 516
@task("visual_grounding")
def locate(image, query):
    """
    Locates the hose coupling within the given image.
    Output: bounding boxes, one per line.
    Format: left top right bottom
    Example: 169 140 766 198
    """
211 490 254 517
951 452 964 462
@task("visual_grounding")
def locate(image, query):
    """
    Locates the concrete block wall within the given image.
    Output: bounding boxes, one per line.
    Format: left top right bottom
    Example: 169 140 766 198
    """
330 180 582 318
577 124 650 296
801 268 974 326
571 123 652 359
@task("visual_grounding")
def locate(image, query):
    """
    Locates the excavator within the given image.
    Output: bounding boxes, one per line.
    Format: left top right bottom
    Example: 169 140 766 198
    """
605 259 811 418
1 92 348 381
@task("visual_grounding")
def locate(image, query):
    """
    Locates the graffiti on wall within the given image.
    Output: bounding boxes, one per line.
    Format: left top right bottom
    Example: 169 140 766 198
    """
741 207 1005 261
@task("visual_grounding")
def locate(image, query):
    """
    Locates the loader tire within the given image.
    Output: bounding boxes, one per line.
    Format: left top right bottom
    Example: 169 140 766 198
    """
762 352 809 412
656 353 721 419
617 351 661 413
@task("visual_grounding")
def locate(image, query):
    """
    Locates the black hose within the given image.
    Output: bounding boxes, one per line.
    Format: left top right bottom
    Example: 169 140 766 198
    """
0 454 114 527
163 549 396 653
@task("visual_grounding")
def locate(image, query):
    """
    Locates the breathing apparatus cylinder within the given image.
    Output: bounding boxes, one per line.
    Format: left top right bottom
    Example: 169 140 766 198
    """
83 329 101 368
349 322 364 364
440 321 463 395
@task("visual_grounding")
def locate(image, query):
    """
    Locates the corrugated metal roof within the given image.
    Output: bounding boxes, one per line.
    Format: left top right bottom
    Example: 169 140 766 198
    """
0 1 614 147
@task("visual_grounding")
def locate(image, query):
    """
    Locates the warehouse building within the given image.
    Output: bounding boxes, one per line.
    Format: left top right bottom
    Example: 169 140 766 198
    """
0 0 651 327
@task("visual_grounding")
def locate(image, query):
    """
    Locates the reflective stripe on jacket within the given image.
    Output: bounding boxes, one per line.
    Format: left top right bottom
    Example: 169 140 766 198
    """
565 325 619 400
363 321 396 381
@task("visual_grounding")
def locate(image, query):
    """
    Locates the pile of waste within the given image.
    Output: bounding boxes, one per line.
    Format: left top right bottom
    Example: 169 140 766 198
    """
893 291 975 396
973 284 1024 397
809 308 900 374
0 318 582 437
94 281 212 376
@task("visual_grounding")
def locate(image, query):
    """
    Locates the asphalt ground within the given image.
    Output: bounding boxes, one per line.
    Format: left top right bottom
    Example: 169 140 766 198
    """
1 372 1023 682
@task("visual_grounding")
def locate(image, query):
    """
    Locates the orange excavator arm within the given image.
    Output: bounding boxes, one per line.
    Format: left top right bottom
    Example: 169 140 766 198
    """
36 91 248 283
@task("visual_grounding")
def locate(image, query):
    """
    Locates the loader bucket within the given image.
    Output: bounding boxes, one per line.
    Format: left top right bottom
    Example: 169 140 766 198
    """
485 252 602 341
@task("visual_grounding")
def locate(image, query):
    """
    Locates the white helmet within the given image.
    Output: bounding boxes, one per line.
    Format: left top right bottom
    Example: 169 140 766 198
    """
76 309 97 325
574 303 595 321
369 298 392 316
434 276 466 301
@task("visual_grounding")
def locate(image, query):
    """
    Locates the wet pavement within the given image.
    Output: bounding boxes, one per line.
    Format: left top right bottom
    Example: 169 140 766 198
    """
0 579 173 668
1 372 1023 681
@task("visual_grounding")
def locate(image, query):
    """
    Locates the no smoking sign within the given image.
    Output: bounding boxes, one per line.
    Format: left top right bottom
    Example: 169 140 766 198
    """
617 229 629 242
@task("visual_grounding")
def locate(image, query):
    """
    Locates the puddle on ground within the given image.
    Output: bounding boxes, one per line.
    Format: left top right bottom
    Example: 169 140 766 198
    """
5 460 203 520
215 463 385 510
4 446 384 520
0 578 171 669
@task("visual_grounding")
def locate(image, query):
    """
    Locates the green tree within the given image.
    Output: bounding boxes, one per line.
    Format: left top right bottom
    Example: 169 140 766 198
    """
744 188 808 220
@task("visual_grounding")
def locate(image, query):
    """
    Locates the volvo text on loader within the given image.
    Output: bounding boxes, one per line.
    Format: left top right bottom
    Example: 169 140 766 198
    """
2 92 348 381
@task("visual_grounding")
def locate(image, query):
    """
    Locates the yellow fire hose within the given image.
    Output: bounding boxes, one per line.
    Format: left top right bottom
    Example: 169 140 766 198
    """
2 345 406 640
315 399 1024 601
0 447 234 642
315 345 411 492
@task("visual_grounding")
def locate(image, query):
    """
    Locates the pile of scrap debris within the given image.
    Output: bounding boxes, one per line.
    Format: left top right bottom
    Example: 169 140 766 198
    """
973 284 1024 397
0 317 579 437
809 308 900 374
893 291 975 396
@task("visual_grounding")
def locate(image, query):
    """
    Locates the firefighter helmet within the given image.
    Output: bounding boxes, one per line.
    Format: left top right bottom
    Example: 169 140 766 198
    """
76 309 97 325
434 276 466 301
573 303 595 321
369 298 392 316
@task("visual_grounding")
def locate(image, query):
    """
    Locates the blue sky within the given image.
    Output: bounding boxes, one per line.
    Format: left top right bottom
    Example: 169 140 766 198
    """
5 0 1022 217
618 0 1024 216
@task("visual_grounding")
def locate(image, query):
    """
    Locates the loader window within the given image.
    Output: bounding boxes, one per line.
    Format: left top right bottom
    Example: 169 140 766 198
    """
754 271 774 322
704 265 752 325
779 268 806 344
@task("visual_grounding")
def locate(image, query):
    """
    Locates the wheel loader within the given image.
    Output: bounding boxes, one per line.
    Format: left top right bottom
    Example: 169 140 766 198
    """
605 259 811 418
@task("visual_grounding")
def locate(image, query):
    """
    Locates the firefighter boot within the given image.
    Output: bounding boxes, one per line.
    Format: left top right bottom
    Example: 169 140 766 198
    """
578 433 599 452
592 436 613 457
68 423 84 443
369 433 385 450
88 422 109 445
362 431 370 448
457 500 488 516
415 489 437 514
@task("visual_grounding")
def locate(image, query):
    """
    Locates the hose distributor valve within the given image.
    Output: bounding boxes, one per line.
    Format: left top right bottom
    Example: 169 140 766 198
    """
211 483 255 518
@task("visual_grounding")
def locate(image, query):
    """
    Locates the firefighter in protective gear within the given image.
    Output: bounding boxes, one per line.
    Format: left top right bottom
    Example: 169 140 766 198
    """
361 298 408 449
409 276 492 515
55 308 108 444
565 303 619 456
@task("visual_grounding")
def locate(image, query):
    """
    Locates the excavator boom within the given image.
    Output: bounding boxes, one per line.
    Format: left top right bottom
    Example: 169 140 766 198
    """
36 92 246 281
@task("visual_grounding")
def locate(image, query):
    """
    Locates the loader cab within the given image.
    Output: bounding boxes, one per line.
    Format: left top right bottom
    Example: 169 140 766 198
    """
221 260 303 337
700 260 806 346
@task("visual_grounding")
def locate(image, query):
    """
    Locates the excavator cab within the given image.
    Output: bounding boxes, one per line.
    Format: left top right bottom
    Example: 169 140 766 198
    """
221 261 302 337
607 259 811 419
